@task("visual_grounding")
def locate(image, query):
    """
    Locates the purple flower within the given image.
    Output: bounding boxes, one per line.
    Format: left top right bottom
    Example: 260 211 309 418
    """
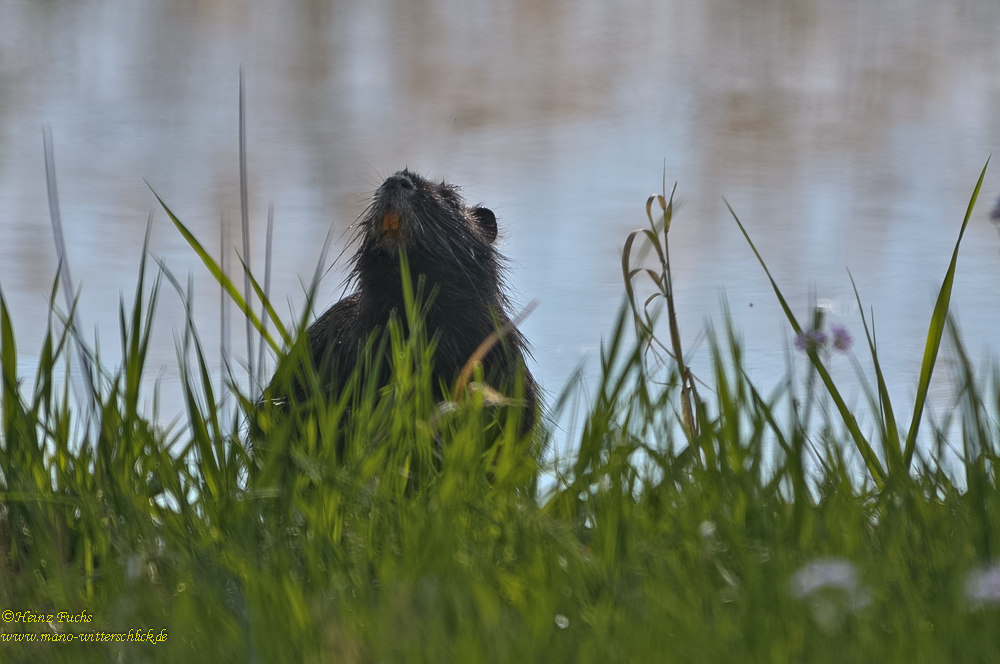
991 195 1000 223
830 324 852 352
794 328 828 352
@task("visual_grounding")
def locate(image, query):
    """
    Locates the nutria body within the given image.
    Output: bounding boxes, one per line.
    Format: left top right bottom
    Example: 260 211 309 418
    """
298 169 536 430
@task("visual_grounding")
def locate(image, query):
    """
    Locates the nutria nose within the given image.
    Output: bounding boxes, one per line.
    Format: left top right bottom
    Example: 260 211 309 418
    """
384 173 415 191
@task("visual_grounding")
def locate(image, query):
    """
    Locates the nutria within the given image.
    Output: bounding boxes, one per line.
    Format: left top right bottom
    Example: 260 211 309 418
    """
276 169 537 432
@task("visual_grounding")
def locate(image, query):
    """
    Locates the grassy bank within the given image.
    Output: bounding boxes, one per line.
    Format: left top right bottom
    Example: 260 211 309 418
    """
1 169 999 663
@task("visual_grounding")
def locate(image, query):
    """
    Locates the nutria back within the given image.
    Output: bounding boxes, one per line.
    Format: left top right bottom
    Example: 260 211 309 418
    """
299 169 537 430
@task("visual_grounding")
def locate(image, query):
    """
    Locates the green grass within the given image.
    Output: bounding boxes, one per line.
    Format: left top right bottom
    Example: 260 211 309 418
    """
1 166 999 663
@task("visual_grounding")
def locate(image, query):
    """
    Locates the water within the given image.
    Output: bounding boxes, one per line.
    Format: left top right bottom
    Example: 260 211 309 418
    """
2 0 1000 453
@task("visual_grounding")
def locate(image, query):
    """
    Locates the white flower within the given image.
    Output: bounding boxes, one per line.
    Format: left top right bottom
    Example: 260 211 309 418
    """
965 563 1000 609
789 558 860 599
788 558 870 631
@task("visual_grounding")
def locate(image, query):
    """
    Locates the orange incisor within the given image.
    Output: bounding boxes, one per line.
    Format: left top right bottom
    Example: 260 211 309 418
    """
382 212 401 239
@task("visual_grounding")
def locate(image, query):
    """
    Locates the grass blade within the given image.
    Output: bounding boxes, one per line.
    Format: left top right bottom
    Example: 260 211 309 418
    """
43 128 97 414
848 272 904 477
727 199 886 486
902 157 989 468
147 184 286 351
239 67 255 392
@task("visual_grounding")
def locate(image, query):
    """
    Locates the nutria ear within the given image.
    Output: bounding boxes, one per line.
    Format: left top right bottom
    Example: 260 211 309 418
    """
471 207 498 242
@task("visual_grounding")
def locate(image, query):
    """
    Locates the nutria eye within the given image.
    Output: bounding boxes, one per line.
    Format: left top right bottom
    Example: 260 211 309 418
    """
471 207 497 242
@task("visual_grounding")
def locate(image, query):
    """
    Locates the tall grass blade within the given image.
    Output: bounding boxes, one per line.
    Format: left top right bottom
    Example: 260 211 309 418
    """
848 273 905 477
119 212 159 423
148 185 286 351
234 254 289 348
0 293 17 430
220 213 231 417
945 317 996 558
43 127 97 414
256 203 275 394
902 157 989 469
239 67 255 392
727 199 886 486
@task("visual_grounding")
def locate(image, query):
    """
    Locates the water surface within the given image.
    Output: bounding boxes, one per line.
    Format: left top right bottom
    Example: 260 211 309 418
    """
2 0 999 452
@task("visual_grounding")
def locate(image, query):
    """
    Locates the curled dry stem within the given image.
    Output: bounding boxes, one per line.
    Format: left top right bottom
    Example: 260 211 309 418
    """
622 180 700 438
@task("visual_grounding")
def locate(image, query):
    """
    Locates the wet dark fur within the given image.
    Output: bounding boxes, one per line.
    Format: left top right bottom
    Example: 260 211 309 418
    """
296 169 537 430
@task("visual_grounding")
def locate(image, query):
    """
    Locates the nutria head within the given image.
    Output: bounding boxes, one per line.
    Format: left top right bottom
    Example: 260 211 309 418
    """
266 169 536 435
351 169 507 310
